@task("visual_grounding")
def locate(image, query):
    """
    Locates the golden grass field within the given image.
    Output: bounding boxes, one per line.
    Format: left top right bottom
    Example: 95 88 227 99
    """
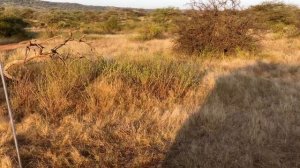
0 33 299 167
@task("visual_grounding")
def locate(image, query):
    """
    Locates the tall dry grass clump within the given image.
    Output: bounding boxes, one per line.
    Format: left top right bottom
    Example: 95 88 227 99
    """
12 58 203 119
0 56 204 167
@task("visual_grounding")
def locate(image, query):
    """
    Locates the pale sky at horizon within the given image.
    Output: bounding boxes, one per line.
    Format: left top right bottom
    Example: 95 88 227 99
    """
45 0 300 9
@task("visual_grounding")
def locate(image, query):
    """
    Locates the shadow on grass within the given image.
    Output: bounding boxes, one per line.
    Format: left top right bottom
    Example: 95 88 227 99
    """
163 62 300 168
0 31 38 45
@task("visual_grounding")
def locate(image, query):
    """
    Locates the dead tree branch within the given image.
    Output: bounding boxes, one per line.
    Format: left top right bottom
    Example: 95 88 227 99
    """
4 33 95 81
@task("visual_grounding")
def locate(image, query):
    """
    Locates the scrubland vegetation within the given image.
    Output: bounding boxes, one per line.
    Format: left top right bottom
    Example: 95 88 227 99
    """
0 0 300 167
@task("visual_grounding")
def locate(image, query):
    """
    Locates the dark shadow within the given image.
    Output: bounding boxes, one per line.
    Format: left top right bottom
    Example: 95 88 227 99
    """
0 85 3 103
0 31 39 45
163 62 300 168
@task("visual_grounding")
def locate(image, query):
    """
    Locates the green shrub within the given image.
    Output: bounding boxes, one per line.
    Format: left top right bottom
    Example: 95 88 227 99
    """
150 8 182 32
249 2 300 35
81 23 109 35
101 15 122 33
40 11 81 29
19 8 36 19
0 16 28 37
82 15 122 34
151 8 181 23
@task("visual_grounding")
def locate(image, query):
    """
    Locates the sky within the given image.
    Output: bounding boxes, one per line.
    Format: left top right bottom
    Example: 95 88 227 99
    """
46 0 300 9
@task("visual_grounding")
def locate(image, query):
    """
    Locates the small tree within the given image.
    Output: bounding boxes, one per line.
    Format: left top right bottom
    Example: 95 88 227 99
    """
175 0 256 55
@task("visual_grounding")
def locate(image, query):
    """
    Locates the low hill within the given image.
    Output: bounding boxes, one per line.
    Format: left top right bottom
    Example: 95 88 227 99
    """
0 0 109 11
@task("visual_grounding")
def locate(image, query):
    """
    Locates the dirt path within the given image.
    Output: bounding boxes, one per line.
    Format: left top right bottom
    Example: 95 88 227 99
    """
0 42 28 52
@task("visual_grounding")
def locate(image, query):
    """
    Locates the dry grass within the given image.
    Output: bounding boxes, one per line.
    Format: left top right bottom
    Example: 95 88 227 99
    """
164 62 300 167
0 34 299 167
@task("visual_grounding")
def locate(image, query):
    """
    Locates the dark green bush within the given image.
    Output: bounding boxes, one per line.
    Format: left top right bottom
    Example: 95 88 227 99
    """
0 16 28 37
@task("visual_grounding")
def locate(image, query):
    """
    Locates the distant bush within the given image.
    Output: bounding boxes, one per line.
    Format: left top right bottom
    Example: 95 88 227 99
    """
151 8 181 24
137 23 163 41
40 11 81 29
249 2 300 36
175 0 256 55
0 16 28 37
101 15 122 33
149 8 183 35
19 8 36 19
123 19 141 32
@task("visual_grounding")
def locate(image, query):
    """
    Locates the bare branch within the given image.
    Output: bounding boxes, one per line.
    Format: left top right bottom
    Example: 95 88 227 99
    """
3 33 94 81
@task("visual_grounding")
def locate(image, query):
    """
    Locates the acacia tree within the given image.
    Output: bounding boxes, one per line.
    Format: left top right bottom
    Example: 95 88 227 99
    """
175 0 256 55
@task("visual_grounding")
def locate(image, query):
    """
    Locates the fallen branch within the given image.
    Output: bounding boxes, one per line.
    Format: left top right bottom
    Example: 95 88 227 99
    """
4 55 49 81
4 33 95 81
